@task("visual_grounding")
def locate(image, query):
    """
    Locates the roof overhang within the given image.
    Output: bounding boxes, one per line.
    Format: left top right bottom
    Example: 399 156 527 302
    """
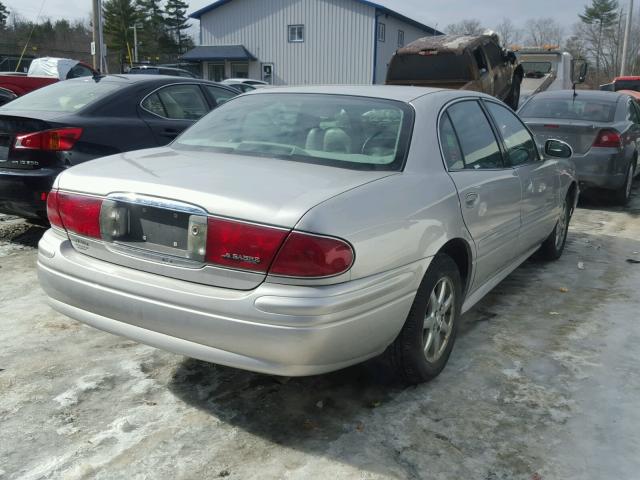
181 45 257 62
189 0 443 35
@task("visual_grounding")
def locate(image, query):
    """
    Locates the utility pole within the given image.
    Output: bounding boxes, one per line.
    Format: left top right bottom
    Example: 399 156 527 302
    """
92 0 101 70
621 0 634 76
129 23 142 63
92 0 106 72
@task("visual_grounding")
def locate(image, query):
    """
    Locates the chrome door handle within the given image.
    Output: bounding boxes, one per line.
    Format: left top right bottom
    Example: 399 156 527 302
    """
465 192 479 208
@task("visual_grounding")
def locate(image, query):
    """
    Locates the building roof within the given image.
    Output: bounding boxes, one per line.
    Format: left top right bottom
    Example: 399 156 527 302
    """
181 45 257 62
189 0 442 35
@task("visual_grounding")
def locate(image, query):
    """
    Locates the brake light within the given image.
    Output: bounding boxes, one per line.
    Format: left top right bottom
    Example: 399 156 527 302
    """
57 192 102 238
14 127 83 151
269 232 354 277
593 129 622 148
205 217 288 272
46 190 63 229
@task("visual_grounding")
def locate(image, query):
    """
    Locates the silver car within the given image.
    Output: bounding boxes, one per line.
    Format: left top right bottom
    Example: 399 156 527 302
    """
519 89 640 204
37 86 577 384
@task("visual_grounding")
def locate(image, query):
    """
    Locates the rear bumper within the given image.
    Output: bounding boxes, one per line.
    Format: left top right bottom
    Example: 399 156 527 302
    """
572 150 628 191
37 230 427 376
0 167 61 219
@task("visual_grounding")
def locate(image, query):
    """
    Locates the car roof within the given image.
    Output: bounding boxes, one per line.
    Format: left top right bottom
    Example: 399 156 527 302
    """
244 85 448 102
530 89 624 102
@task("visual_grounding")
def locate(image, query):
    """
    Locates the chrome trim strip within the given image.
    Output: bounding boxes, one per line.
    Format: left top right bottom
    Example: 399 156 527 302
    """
106 192 207 215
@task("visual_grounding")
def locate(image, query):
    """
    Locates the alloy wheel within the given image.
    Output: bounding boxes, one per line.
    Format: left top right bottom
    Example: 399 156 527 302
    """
423 277 455 362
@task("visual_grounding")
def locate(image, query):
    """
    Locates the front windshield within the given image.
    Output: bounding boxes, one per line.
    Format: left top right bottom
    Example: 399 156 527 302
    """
522 62 553 77
0 79 121 112
174 93 414 171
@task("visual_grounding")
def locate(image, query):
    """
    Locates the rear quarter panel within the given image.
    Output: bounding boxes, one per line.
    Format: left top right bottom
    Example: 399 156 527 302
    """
294 92 473 284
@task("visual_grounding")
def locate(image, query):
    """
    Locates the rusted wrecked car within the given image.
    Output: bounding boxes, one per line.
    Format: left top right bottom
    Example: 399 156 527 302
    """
386 34 524 110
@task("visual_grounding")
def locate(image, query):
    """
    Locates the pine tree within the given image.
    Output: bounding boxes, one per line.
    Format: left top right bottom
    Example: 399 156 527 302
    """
103 0 140 65
580 0 619 85
164 0 191 55
0 1 10 29
136 0 165 60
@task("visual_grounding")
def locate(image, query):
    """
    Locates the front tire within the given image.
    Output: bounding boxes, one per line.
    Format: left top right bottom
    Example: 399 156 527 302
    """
387 254 462 384
539 195 571 260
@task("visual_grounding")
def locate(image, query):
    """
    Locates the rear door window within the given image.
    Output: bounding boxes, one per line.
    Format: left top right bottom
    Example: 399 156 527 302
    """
439 112 464 169
204 85 237 106
446 100 504 169
627 100 640 123
143 84 209 120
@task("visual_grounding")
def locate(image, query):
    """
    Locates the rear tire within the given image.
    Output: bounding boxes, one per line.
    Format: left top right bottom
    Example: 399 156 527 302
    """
614 161 635 206
539 195 571 260
387 253 462 384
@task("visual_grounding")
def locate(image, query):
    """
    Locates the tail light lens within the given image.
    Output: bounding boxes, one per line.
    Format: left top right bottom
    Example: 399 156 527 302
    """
593 129 622 148
14 127 83 151
46 190 63 229
269 232 354 277
205 217 288 272
56 192 102 238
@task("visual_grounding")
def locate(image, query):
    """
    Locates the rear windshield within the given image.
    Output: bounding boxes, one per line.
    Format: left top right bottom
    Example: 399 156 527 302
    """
519 96 617 122
613 79 640 91
174 93 414 171
522 62 552 76
130 68 159 74
387 53 473 83
0 79 121 113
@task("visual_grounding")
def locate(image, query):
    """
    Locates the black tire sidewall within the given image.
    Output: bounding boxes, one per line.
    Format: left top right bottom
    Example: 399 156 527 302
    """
398 254 462 382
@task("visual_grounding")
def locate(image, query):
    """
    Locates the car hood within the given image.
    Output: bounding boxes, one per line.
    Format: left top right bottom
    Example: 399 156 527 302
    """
56 147 397 228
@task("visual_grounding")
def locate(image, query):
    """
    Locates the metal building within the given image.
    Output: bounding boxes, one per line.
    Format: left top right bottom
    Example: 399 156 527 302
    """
185 0 440 85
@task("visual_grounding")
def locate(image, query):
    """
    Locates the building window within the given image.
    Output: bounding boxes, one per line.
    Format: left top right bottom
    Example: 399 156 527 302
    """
288 25 304 43
398 30 405 47
377 22 385 42
231 62 249 78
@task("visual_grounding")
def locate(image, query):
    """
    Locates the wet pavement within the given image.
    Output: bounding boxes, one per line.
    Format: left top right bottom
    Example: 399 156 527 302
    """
0 184 639 480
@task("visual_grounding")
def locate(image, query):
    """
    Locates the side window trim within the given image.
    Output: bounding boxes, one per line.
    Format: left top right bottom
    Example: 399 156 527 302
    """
439 98 508 172
482 99 542 166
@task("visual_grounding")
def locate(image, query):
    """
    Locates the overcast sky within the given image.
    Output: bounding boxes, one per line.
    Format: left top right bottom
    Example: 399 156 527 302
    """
4 0 596 34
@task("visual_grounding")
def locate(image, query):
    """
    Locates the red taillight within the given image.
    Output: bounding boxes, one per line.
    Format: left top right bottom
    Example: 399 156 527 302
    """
205 217 288 272
14 127 83 151
269 232 354 277
46 190 63 229
57 192 102 238
544 124 560 128
593 129 622 148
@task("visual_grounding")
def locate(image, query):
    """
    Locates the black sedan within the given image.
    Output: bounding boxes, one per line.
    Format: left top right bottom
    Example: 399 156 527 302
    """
0 75 240 220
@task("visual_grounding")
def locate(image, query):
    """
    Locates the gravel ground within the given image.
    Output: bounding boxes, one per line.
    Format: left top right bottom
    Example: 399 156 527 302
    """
1 185 639 480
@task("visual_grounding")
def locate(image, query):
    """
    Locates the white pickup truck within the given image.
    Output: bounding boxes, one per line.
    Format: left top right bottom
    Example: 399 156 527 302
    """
515 49 574 107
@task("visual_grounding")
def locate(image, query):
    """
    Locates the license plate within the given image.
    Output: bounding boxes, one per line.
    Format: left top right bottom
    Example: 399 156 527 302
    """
0 135 9 161
127 204 190 250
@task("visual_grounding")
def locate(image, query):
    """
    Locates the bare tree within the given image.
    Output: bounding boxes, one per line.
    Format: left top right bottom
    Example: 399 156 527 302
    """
525 18 563 46
495 18 523 47
446 19 485 36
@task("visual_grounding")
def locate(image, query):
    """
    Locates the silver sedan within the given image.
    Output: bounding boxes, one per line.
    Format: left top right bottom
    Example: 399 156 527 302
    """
37 86 578 384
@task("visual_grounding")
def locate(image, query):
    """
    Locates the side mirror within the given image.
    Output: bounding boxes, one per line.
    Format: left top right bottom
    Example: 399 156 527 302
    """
573 60 588 85
545 139 573 158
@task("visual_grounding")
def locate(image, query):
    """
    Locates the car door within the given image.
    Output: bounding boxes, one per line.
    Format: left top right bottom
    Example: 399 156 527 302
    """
624 99 640 155
441 100 522 289
140 83 211 144
484 100 559 251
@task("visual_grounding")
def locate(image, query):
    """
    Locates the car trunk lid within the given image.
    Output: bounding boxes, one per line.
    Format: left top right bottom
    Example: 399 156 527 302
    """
0 112 67 169
55 147 396 289
525 119 602 155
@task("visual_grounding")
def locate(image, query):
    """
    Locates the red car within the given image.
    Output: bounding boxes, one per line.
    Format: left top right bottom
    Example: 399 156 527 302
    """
599 76 640 92
0 57 97 98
